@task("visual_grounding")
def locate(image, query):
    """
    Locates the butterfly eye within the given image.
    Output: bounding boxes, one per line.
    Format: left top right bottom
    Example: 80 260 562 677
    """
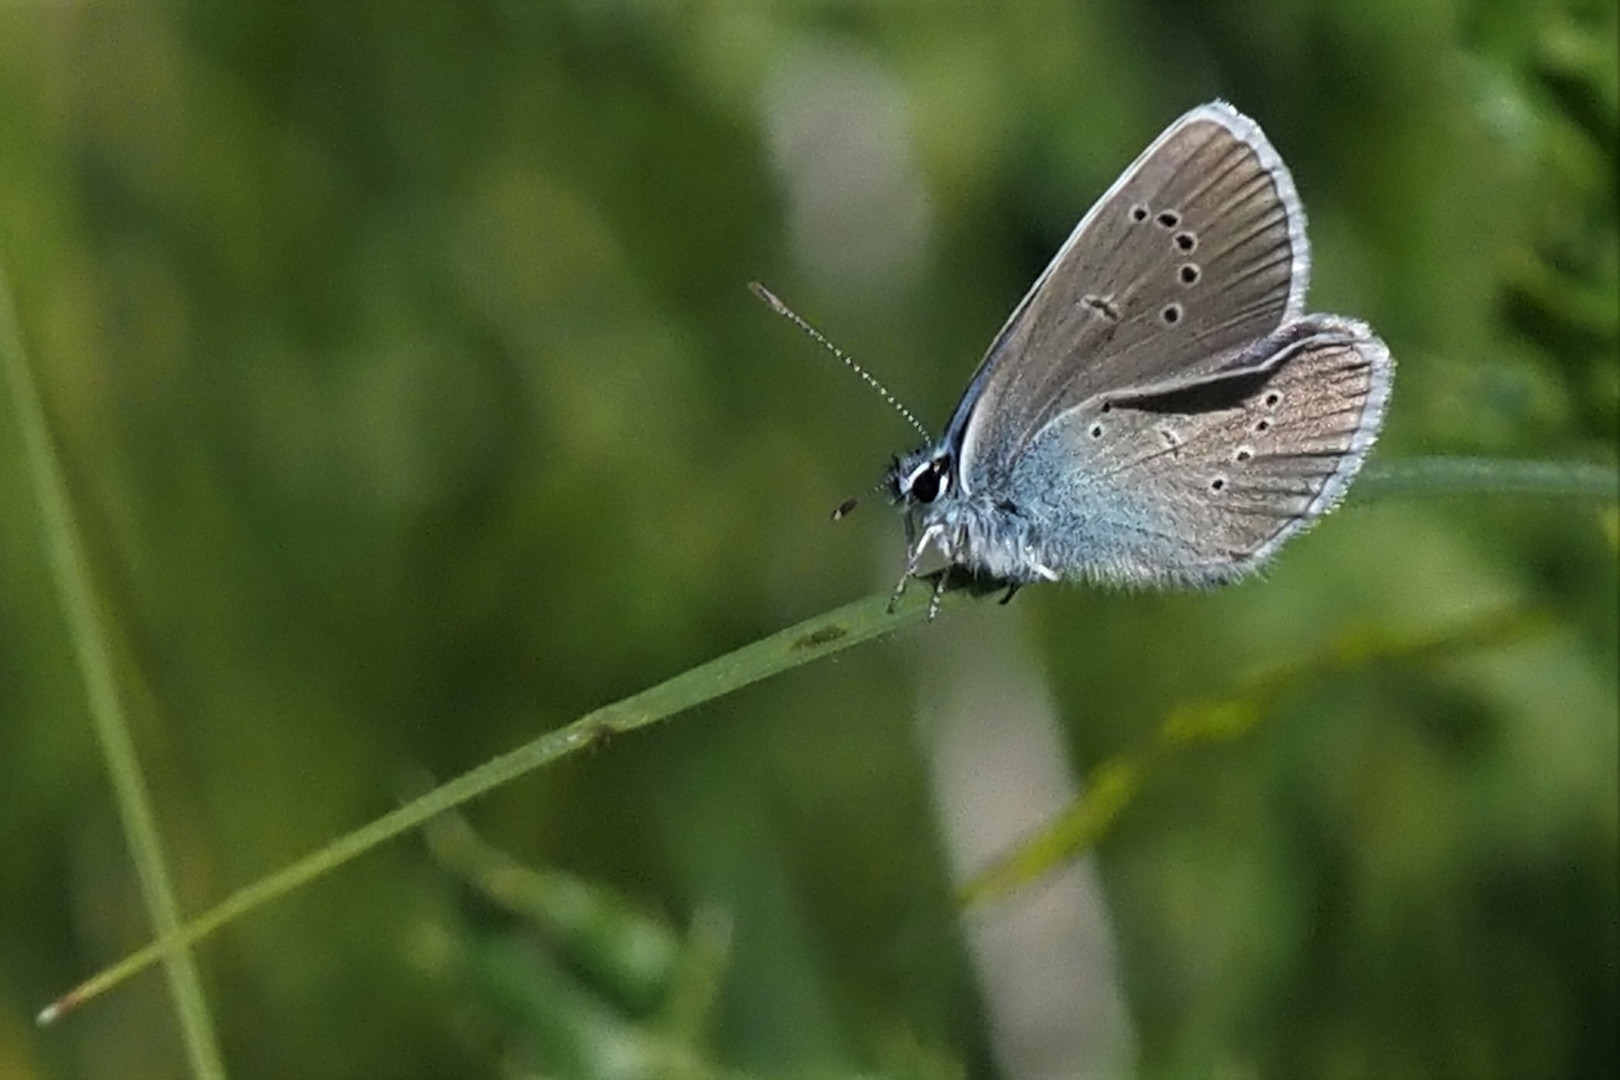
911 469 939 503
911 459 949 504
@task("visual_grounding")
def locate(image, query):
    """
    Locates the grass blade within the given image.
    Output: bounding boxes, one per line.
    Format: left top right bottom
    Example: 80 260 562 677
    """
0 261 228 1076
957 606 1554 908
33 452 1616 1021
1358 456 1617 500
37 572 983 1019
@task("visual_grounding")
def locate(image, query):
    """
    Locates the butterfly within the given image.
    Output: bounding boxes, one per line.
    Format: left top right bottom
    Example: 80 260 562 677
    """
879 101 1393 614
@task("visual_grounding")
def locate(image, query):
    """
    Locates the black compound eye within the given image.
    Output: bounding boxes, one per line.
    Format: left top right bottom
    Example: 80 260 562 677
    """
912 459 947 503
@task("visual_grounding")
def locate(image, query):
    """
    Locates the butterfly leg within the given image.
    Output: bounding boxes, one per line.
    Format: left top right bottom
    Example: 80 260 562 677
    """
998 582 1022 605
888 522 943 614
926 571 949 620
886 572 909 614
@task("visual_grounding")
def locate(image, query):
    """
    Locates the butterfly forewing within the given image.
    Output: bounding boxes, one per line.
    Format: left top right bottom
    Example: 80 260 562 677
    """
957 102 1309 489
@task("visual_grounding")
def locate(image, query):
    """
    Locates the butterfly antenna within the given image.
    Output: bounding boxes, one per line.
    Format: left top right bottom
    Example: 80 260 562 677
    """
749 282 931 441
830 468 903 520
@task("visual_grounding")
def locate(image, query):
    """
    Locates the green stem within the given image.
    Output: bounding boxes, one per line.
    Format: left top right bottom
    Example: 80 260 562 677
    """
37 575 971 1022
0 264 228 1078
957 606 1553 908
1358 456 1617 500
29 450 1618 1023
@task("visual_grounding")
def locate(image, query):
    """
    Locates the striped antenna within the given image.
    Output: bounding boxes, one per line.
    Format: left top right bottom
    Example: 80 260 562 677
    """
830 469 898 520
749 282 931 441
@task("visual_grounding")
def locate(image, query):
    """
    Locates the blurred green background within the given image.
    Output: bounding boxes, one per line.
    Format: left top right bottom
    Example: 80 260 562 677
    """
1 2 1615 1078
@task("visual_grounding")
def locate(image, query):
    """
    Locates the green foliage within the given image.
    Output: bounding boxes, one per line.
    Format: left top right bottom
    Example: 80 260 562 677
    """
1 2 1614 1079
